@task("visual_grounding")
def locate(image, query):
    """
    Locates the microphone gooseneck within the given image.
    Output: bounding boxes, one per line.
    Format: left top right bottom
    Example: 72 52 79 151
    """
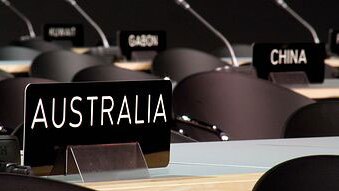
176 115 229 141
174 0 239 67
0 0 36 38
64 0 110 48
274 0 320 43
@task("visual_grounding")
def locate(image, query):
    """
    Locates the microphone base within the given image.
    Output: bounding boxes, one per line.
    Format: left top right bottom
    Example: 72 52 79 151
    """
220 64 257 77
85 46 125 64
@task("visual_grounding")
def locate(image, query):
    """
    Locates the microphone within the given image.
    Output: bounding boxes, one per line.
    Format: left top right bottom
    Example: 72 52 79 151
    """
0 0 36 39
274 0 320 43
174 0 239 67
64 0 123 63
0 162 32 175
175 115 229 141
64 0 110 48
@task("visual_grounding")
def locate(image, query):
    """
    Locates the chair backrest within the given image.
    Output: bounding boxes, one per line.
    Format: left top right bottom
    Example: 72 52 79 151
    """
73 65 159 82
173 71 314 141
284 101 339 138
30 50 107 82
152 48 227 82
11 38 65 52
0 173 94 191
0 77 55 134
0 46 41 60
0 68 14 81
212 44 253 58
253 155 339 191
324 64 338 78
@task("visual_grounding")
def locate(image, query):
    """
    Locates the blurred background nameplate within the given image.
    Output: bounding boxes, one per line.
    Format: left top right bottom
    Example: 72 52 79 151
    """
43 23 84 47
253 43 326 83
118 30 166 60
24 80 172 175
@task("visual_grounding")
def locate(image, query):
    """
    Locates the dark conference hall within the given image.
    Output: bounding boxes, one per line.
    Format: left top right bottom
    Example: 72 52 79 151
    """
1 0 339 190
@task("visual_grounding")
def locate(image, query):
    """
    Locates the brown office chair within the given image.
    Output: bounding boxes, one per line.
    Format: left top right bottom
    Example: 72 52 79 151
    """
173 71 314 141
0 173 95 191
30 50 108 82
0 69 14 81
152 48 228 82
72 65 159 82
11 38 65 52
211 44 253 58
253 155 339 191
0 46 41 60
0 77 55 134
324 64 338 78
284 101 339 138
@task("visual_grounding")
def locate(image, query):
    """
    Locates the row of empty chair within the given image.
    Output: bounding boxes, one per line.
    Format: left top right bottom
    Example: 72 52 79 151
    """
0 39 338 142
1 72 338 144
1 42 337 84
1 41 339 191
0 44 236 83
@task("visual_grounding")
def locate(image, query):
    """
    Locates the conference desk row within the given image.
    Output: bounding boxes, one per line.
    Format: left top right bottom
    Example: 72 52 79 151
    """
2 63 339 100
2 57 339 100
51 136 339 191
3 56 339 73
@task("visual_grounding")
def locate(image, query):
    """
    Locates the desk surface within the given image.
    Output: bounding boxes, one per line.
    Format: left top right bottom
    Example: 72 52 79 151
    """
81 173 262 191
288 79 339 99
75 136 339 191
1 58 339 99
1 60 339 99
151 137 339 177
0 56 338 72
325 56 339 67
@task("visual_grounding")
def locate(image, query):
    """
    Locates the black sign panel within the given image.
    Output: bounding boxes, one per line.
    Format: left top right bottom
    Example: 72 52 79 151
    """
253 43 326 83
24 80 171 175
329 29 339 55
43 24 84 46
118 31 166 59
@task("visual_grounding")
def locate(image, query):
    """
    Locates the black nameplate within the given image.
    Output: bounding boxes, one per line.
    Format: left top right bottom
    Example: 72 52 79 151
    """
253 43 326 83
43 24 84 46
118 30 166 60
329 29 339 55
24 80 171 175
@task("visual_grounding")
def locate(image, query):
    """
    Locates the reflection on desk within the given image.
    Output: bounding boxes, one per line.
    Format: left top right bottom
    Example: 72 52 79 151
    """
81 173 261 191
76 137 339 191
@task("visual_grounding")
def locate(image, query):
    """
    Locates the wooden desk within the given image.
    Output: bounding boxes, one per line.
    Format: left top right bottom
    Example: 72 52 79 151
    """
1 57 339 100
115 61 151 71
290 87 339 99
69 136 339 190
287 79 339 99
325 57 339 67
0 60 151 73
2 56 338 74
114 56 339 71
114 57 252 71
0 60 31 73
81 173 262 191
72 48 89 54
0 55 251 74
1 62 339 100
